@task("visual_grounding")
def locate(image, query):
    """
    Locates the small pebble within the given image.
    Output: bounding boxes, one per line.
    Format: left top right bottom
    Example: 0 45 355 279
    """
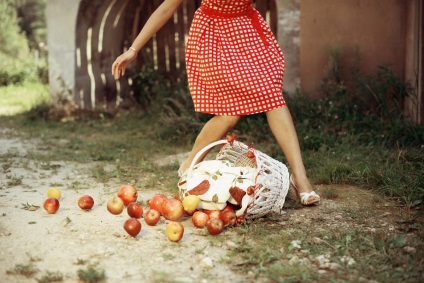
200 257 214 269
403 246 416 254
226 241 236 249
288 255 299 265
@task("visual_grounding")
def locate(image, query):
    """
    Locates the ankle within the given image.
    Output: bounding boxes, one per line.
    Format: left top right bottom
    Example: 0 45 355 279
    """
291 173 313 193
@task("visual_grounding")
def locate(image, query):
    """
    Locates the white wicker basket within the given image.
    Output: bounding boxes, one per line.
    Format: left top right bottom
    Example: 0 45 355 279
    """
180 139 289 219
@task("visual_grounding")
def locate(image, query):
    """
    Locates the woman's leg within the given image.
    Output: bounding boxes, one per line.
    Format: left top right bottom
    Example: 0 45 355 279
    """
266 106 319 201
179 115 241 174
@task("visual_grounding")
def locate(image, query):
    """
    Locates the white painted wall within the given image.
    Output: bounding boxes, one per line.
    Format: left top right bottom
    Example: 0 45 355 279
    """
46 0 80 100
276 0 301 95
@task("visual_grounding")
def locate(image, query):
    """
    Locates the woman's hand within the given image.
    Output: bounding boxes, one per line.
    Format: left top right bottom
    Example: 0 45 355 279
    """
111 0 183 80
111 49 138 80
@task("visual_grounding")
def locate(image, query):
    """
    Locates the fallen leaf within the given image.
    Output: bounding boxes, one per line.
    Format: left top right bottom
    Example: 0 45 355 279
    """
21 203 40 211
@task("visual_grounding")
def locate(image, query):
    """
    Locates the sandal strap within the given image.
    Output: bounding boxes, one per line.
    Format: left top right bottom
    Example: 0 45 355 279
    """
299 191 320 205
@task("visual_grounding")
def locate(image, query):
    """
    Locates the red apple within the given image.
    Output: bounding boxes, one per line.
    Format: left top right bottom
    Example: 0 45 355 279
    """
147 194 168 215
220 210 236 226
127 202 143 218
207 210 222 220
174 192 181 201
117 184 138 206
222 204 235 213
124 218 142 237
165 221 184 242
192 211 209 228
144 209 161 226
206 218 224 235
161 198 184 221
236 215 245 225
107 197 124 215
43 198 60 214
78 195 94 210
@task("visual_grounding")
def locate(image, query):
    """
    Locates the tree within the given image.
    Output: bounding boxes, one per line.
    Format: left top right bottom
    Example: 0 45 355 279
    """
14 0 47 50
0 0 30 57
0 0 43 85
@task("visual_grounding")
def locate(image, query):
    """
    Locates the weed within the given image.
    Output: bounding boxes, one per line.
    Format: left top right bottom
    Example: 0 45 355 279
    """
74 258 88 265
7 263 39 277
64 217 72 227
36 271 63 283
6 174 23 186
77 265 106 283
321 187 339 199
151 271 183 283
162 253 175 261
2 161 12 172
40 162 60 172
69 180 85 192
91 165 113 182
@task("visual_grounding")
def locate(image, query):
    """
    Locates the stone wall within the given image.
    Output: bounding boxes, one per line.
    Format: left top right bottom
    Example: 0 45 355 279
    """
276 0 301 95
46 0 80 102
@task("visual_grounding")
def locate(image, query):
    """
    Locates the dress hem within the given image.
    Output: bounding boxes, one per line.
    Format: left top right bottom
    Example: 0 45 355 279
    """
193 103 287 116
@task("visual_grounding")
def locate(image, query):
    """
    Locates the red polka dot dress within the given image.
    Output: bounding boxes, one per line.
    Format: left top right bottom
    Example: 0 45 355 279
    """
185 0 286 116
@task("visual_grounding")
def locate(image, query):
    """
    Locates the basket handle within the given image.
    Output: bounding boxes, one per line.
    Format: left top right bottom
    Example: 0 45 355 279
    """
186 140 228 178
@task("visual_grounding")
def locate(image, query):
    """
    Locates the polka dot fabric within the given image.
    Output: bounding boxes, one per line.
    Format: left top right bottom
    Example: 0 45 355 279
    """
185 0 286 116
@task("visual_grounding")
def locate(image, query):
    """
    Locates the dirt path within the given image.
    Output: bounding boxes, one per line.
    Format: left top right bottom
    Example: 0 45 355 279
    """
0 128 417 282
0 130 248 283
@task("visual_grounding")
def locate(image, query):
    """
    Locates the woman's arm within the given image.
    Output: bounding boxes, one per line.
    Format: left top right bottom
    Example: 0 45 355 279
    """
112 0 184 79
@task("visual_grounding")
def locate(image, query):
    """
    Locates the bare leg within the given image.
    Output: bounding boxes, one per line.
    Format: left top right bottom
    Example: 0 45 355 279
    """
179 115 241 174
266 106 319 201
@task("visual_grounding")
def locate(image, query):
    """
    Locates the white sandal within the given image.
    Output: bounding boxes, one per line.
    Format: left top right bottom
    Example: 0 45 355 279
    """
289 175 320 206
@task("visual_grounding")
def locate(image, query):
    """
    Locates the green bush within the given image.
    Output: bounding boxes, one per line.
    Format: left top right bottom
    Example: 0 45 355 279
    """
0 53 39 86
0 0 47 86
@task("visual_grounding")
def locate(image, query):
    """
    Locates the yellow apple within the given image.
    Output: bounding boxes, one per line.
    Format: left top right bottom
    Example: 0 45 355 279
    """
182 195 200 215
165 222 184 242
47 187 61 200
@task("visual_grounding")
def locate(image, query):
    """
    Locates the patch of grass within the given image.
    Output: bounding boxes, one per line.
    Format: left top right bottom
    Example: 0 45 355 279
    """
2 161 12 172
303 145 424 207
68 181 88 193
265 263 312 283
162 253 175 261
74 258 88 265
0 82 50 116
226 218 424 283
91 164 116 182
36 271 63 283
6 174 23 186
6 263 39 277
77 265 106 283
151 271 184 283
320 186 339 199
